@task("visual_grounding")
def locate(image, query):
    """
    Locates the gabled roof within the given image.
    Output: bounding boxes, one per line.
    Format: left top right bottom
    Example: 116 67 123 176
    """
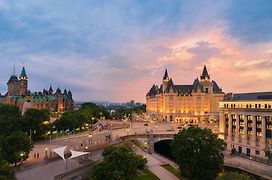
146 84 159 97
165 78 175 92
212 80 223 93
7 75 19 84
174 85 193 94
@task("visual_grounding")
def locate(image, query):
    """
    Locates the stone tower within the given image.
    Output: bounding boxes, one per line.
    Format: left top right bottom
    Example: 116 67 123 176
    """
200 65 213 93
55 88 63 112
7 73 20 96
19 66 28 96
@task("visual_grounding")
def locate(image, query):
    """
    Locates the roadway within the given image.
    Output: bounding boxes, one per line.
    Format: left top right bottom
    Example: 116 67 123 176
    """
21 120 177 169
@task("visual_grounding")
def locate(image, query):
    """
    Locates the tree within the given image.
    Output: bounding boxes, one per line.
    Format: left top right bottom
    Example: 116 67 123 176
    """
0 105 22 136
54 110 86 130
80 102 111 120
0 131 31 166
264 145 272 160
0 161 16 180
217 172 252 180
90 146 146 180
171 126 226 180
22 109 50 139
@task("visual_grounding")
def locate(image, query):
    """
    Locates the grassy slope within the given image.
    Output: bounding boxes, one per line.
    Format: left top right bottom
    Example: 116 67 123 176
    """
132 169 160 180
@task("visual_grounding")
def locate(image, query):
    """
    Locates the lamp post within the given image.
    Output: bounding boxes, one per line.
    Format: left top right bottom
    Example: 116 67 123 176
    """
88 134 92 144
44 148 48 161
20 152 24 166
91 117 95 127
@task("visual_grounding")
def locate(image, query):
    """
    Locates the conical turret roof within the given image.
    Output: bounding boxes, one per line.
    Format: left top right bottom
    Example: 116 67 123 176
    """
163 69 169 81
19 66 28 80
200 65 210 80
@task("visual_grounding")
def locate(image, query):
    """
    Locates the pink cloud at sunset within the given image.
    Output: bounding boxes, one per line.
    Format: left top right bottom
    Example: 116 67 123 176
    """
0 1 272 103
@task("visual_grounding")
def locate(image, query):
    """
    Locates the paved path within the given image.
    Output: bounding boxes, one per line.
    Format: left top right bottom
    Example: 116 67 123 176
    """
132 146 179 180
224 153 272 179
16 159 79 180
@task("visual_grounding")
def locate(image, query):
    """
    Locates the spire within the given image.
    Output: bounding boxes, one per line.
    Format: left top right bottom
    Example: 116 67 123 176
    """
13 65 16 75
19 66 28 80
49 85 53 91
200 65 210 81
48 85 53 95
163 69 169 81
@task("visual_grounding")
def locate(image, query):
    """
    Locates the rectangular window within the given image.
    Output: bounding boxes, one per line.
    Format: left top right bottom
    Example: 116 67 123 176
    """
238 146 242 154
255 150 260 155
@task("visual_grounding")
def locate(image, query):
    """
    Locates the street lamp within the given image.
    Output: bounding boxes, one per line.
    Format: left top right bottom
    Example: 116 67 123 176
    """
88 134 93 144
91 117 95 126
19 152 24 166
44 148 48 161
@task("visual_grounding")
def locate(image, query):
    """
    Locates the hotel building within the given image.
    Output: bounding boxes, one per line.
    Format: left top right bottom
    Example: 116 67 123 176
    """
146 66 224 123
219 92 272 159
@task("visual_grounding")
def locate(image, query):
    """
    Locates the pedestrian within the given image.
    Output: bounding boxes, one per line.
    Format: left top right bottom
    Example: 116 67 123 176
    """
37 153 39 158
34 153 36 158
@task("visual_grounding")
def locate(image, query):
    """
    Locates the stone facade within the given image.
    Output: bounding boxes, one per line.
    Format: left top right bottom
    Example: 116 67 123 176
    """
2 66 74 112
219 92 272 159
146 66 224 123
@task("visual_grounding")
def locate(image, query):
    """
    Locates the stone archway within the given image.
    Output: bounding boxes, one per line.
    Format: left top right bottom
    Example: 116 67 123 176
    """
154 139 174 160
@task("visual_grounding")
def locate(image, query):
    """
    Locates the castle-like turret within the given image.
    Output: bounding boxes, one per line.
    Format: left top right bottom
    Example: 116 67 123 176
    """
162 69 170 93
19 66 28 96
200 65 210 82
7 74 20 96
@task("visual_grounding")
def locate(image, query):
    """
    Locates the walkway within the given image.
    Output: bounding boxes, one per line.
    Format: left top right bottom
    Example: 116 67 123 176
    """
224 153 272 179
132 146 179 180
16 159 79 180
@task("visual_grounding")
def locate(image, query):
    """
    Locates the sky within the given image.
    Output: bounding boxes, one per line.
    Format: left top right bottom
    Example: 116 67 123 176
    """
0 0 272 103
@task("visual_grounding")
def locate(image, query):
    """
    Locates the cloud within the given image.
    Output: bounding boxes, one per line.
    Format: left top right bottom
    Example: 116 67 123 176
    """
0 1 272 102
225 0 272 43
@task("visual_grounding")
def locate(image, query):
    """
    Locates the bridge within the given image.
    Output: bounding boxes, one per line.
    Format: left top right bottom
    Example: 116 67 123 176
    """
119 132 175 153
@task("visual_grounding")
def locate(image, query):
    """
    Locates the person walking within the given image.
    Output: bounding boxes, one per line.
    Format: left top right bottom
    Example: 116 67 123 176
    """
37 153 39 158
34 153 36 158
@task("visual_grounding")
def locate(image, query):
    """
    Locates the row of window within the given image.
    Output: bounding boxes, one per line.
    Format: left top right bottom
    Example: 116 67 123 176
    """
224 103 272 109
236 146 260 156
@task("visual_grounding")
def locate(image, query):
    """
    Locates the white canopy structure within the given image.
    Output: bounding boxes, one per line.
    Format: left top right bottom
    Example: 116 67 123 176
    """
52 146 88 161
52 146 67 161
69 150 88 159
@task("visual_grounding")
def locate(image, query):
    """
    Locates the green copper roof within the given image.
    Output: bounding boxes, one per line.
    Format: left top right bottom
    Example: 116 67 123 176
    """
20 67 27 78
11 95 57 102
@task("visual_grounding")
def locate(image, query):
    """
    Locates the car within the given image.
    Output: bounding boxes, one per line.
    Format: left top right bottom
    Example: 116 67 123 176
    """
144 123 148 126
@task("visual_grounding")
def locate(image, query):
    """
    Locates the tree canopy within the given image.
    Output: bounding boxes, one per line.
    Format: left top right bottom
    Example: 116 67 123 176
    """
0 161 16 180
0 131 31 166
171 126 226 180
54 102 110 130
54 110 85 130
22 109 50 140
0 105 22 136
90 146 146 180
111 105 146 120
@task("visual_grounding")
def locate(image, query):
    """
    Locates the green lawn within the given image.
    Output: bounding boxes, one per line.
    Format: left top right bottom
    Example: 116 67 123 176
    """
132 169 160 180
161 164 181 179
